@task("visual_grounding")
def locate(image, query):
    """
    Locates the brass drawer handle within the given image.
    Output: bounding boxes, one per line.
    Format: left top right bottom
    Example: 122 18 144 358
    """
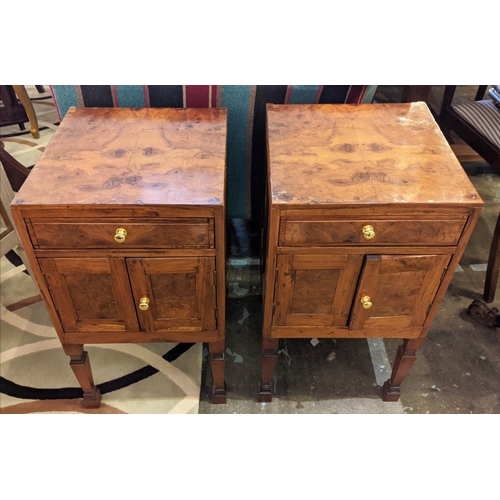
114 228 127 243
139 297 150 311
361 295 372 309
362 225 375 240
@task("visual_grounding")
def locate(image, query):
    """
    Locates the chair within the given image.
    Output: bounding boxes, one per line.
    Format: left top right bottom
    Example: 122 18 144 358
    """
0 141 31 192
0 85 40 139
0 152 38 285
439 85 500 302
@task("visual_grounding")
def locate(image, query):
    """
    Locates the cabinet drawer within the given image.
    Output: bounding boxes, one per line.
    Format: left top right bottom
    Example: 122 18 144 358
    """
29 218 215 249
280 218 466 246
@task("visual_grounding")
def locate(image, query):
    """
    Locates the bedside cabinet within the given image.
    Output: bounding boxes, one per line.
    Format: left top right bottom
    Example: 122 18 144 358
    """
259 102 483 402
11 107 228 406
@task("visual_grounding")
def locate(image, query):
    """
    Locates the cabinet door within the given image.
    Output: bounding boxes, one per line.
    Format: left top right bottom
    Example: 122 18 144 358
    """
127 257 217 333
349 254 451 333
39 258 139 333
273 253 363 326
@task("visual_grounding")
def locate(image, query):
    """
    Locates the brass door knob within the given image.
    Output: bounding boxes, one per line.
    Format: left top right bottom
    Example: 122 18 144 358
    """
139 297 149 311
361 296 372 309
114 228 127 243
362 225 375 240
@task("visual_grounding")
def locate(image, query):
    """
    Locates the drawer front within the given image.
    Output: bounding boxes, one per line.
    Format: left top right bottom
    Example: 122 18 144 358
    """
29 218 214 249
280 218 466 246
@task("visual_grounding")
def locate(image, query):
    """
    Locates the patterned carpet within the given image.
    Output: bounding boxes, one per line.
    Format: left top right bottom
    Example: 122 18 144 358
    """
0 86 203 413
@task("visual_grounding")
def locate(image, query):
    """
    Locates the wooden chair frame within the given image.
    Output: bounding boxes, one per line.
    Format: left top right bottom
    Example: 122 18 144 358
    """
439 85 500 302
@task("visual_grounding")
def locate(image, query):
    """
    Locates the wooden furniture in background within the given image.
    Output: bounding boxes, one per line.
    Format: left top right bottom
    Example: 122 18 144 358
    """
0 159 38 285
0 141 31 192
0 85 39 139
259 102 483 402
11 107 228 407
439 85 500 303
12 85 39 139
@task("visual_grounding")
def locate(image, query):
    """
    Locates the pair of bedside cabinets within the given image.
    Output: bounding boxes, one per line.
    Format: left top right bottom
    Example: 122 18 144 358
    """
11 103 483 408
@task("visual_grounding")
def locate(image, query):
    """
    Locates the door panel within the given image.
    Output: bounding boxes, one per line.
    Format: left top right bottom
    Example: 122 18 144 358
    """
149 273 198 319
39 258 139 333
349 254 451 331
273 253 363 327
127 257 216 333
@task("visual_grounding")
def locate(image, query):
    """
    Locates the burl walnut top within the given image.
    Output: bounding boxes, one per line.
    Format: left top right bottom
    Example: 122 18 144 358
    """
267 103 482 207
13 107 227 207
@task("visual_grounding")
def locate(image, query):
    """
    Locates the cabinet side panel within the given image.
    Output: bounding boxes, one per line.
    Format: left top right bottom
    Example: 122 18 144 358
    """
262 207 281 338
10 207 67 342
419 208 483 338
214 206 226 342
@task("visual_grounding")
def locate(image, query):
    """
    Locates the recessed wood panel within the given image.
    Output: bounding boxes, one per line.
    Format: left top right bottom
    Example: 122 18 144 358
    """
371 271 425 317
349 254 452 331
273 253 363 327
127 257 216 333
38 257 139 333
150 273 198 320
291 269 340 314
65 274 119 320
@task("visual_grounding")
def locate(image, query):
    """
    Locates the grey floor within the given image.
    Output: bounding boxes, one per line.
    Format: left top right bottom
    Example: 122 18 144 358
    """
199 88 500 414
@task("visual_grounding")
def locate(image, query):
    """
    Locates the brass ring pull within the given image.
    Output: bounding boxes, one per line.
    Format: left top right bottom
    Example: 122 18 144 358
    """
362 225 375 240
114 228 127 243
139 297 149 311
361 296 372 309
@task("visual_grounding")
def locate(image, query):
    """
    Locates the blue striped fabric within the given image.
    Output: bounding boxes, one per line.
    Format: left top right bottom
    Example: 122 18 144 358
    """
51 85 79 119
114 86 145 107
289 85 320 104
222 85 253 219
362 85 378 104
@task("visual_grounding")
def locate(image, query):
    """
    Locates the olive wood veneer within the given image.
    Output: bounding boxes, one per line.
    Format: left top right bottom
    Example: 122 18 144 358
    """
11 107 228 407
259 102 483 403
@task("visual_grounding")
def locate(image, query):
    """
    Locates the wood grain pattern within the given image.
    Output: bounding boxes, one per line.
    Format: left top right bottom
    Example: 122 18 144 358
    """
280 218 466 246
11 107 227 406
66 347 101 408
62 330 220 344
12 107 227 208
261 102 483 402
30 218 214 249
382 339 423 402
127 257 216 333
39 257 139 333
272 253 362 327
419 207 482 338
267 103 482 207
270 325 422 339
349 254 451 331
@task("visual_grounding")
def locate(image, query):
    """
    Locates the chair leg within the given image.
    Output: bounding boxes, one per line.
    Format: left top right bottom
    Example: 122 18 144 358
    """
438 112 454 145
12 85 39 139
475 85 488 101
484 213 500 303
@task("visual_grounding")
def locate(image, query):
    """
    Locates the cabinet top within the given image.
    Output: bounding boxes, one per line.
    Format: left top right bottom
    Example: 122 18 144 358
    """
13 107 227 208
267 102 483 208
